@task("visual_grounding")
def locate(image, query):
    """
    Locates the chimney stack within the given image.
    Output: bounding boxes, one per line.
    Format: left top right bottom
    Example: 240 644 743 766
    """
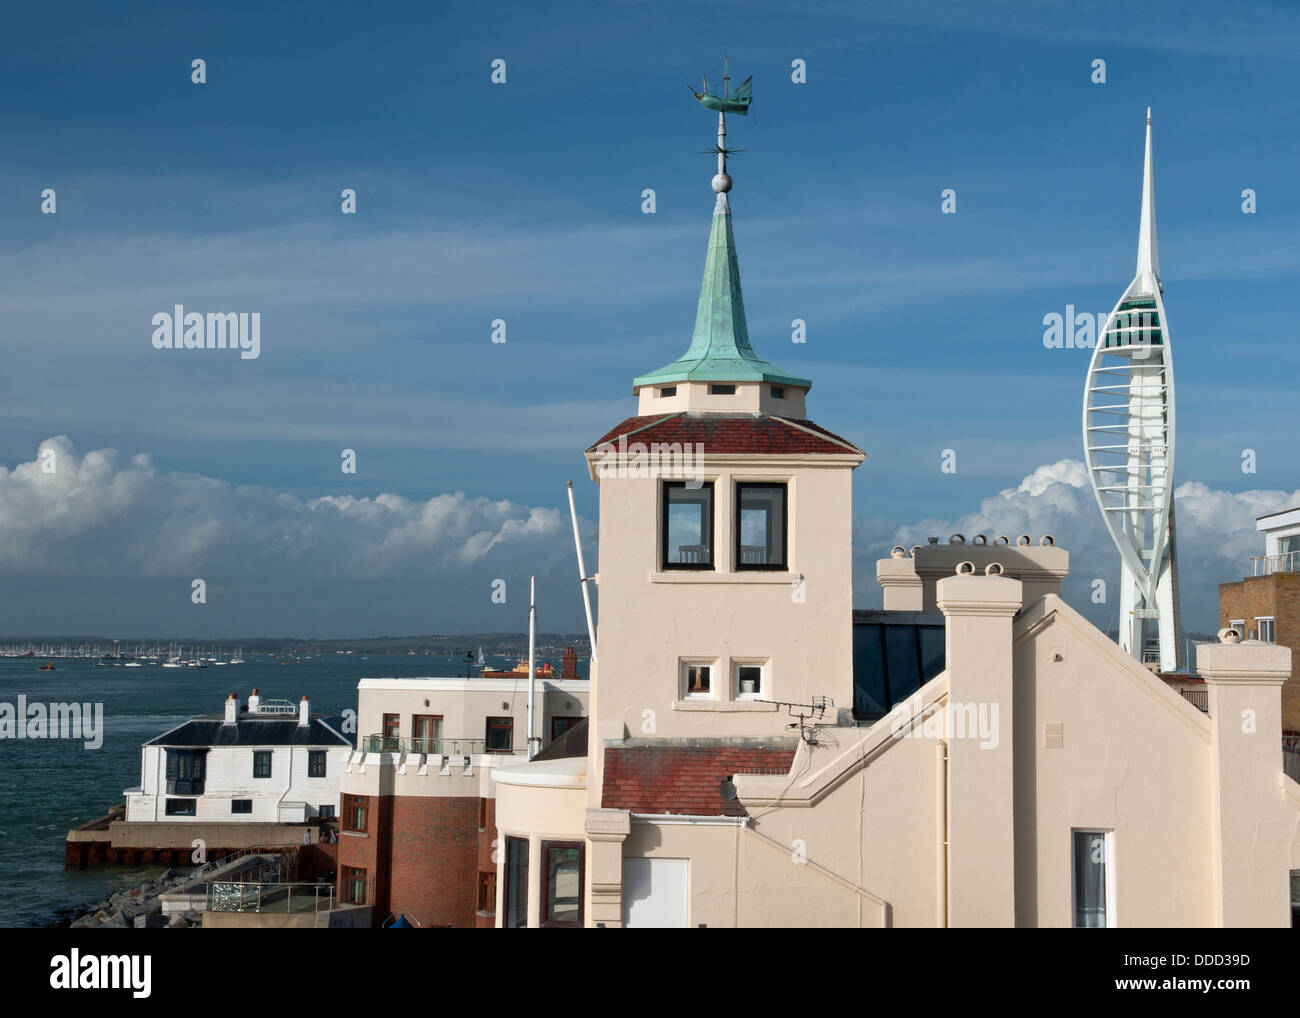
298 695 310 727
223 692 239 726
562 646 578 681
248 688 261 713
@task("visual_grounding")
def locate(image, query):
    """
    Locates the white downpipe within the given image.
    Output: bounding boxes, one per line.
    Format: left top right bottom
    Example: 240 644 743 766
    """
527 576 537 760
567 481 597 661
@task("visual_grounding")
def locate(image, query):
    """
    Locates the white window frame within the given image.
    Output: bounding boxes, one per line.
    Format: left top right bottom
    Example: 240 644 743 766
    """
1070 828 1116 928
681 659 717 700
1229 619 1245 639
732 659 768 700
1256 617 1275 643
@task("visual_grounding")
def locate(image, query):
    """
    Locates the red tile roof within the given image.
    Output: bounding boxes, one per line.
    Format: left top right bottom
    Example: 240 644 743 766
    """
588 414 862 457
602 742 798 817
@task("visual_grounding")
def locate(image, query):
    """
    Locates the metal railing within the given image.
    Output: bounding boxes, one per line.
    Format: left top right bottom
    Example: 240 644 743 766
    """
207 881 336 914
1252 552 1300 576
360 735 489 756
1178 688 1208 712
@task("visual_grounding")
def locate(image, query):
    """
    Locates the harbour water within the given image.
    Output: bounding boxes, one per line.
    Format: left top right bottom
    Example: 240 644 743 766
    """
0 650 571 927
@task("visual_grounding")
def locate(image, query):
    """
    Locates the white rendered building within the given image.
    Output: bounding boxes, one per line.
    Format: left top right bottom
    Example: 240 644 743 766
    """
125 690 352 824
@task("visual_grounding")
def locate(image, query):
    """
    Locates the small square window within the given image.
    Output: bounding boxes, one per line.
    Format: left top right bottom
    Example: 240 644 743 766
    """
319 805 336 820
165 798 196 817
770 386 784 398
486 717 513 753
1072 830 1113 928
683 662 712 698
308 750 327 777
736 663 764 698
343 794 369 832
253 750 272 779
231 799 252 814
659 386 677 397
342 866 367 905
709 384 736 395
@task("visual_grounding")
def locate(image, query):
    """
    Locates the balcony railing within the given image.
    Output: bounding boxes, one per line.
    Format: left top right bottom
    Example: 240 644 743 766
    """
1252 552 1300 576
207 881 336 914
1178 688 1208 712
360 735 489 756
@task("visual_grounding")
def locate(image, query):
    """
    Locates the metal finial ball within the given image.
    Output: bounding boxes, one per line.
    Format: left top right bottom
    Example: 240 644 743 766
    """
712 172 732 193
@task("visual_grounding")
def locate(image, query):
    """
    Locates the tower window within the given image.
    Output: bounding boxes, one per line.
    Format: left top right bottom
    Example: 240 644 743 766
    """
659 386 677 397
709 384 736 395
682 662 713 699
736 483 787 569
662 482 714 569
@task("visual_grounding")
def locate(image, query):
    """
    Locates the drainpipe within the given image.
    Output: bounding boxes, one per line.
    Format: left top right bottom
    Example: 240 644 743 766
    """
936 738 948 928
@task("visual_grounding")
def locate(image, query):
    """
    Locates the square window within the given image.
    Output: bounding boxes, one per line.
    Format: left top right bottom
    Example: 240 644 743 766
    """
231 799 252 814
1072 830 1113 928
343 794 368 833
683 662 712 698
735 663 764 698
342 866 367 905
541 841 584 928
505 837 529 929
319 804 336 820
770 386 784 398
165 798 196 817
486 717 513 753
663 482 714 569
252 750 272 779
736 483 787 569
308 750 327 778
659 386 677 397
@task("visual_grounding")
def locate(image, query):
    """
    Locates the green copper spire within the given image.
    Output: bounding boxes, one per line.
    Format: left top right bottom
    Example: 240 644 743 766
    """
633 65 811 391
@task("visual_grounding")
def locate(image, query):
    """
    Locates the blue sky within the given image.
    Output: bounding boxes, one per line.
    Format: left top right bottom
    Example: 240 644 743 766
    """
1 1 1298 637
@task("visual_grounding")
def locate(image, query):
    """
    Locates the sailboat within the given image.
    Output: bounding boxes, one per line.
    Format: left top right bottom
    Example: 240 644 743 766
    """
476 646 486 668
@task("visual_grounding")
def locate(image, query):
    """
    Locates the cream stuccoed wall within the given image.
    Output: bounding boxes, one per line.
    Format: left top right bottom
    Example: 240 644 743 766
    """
352 678 588 753
492 761 588 928
583 453 860 804
633 380 808 418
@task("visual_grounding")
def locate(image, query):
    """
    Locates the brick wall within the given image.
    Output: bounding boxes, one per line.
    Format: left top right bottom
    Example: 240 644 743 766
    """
1220 573 1300 732
338 794 494 928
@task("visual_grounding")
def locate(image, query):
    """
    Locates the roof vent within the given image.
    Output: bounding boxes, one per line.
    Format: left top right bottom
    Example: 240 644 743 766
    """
1017 534 1031 546
956 561 975 575
985 562 1004 576
949 534 965 545
1040 535 1055 546
972 535 987 546
890 546 907 558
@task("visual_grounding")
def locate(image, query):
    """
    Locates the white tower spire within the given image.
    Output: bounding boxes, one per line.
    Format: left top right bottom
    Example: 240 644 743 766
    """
1136 107 1160 288
1083 109 1183 673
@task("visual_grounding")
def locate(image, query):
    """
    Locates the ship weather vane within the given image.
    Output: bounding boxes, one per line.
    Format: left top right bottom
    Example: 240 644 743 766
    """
689 56 752 196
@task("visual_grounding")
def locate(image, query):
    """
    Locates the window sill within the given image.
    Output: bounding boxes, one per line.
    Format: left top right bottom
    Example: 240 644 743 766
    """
341 830 369 839
673 699 778 712
651 571 797 585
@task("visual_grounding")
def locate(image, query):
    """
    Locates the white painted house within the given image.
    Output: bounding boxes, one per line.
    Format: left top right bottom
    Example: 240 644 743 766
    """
125 690 353 824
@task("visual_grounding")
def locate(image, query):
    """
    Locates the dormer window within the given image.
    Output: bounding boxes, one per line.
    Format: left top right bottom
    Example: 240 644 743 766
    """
709 384 736 395
736 483 787 569
659 386 677 397
663 482 714 569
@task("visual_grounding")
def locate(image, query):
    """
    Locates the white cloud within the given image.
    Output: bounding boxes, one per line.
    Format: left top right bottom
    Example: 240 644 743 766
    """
855 459 1300 636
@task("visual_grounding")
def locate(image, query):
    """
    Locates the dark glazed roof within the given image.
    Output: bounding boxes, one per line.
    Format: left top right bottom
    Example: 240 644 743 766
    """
146 715 353 748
